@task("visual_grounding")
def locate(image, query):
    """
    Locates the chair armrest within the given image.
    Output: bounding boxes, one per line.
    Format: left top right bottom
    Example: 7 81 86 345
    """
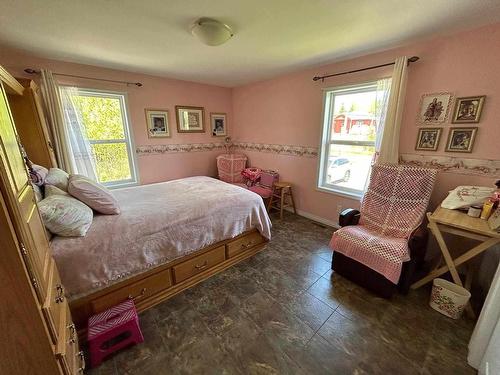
339 208 361 227
408 225 428 264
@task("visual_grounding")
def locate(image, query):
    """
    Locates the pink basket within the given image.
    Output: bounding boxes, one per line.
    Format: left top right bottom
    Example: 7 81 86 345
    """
216 154 247 183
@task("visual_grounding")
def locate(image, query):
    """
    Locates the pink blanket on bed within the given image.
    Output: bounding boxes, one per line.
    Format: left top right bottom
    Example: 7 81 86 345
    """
50 176 272 299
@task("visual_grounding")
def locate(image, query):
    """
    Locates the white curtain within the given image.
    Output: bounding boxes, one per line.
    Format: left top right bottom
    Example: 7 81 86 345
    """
375 56 408 164
40 70 97 180
468 262 500 375
60 87 97 180
40 70 73 171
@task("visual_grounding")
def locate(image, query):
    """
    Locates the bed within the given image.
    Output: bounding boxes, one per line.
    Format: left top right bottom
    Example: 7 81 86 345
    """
50 176 271 333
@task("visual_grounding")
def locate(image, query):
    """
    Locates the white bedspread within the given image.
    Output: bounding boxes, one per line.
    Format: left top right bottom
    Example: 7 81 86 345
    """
50 176 272 299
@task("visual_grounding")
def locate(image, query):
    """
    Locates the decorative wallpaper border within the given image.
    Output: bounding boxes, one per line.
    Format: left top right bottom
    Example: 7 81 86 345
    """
136 143 226 155
399 153 500 177
232 142 318 158
136 144 498 178
136 141 319 158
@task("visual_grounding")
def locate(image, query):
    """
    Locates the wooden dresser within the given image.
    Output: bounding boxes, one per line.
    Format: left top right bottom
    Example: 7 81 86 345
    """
7 77 57 168
0 66 82 374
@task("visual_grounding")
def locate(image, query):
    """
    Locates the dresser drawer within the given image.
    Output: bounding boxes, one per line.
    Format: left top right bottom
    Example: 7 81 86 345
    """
57 303 83 375
42 259 66 345
91 268 173 313
226 231 264 258
173 246 226 283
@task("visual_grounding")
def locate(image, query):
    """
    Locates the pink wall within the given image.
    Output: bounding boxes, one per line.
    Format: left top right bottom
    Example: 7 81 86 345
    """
2 23 499 224
0 46 233 184
233 23 500 223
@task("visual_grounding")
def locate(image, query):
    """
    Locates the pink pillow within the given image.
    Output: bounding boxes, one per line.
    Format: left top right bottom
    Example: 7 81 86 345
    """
67 175 120 215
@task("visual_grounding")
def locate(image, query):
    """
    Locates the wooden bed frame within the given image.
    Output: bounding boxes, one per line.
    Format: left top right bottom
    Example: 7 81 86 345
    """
70 229 267 340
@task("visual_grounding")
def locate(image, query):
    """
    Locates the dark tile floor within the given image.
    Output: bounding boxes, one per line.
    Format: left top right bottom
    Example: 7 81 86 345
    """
87 213 476 375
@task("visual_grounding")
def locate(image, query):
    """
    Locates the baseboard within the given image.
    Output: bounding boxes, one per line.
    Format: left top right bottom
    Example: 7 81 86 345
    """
283 207 340 229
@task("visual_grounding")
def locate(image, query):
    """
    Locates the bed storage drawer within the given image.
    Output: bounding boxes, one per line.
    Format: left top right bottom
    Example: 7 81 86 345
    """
226 231 264 258
90 268 173 313
173 245 226 283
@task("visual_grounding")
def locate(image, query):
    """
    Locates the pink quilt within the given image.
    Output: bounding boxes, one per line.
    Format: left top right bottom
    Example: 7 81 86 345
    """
50 176 272 299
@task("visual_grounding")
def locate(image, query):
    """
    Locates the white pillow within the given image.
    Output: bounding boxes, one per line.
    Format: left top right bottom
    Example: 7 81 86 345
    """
45 168 70 191
38 195 93 237
68 175 120 215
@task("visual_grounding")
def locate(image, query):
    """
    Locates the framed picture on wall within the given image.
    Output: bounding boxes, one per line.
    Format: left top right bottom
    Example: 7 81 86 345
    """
415 128 442 151
175 105 205 133
445 127 478 153
210 113 227 137
417 92 453 124
145 109 170 138
451 96 486 123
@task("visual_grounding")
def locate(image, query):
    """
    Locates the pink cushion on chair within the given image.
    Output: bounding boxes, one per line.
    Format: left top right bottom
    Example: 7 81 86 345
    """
330 225 410 284
248 185 273 198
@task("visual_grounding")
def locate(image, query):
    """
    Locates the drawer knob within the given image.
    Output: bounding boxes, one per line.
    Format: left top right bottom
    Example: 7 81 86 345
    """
128 288 147 301
240 241 254 250
77 351 85 372
68 323 76 344
55 284 65 303
195 260 208 270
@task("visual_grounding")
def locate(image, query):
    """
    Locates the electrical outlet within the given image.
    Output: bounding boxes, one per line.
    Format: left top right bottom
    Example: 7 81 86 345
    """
337 204 343 214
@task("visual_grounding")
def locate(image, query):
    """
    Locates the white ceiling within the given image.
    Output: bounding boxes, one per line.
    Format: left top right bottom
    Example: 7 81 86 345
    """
1 0 500 87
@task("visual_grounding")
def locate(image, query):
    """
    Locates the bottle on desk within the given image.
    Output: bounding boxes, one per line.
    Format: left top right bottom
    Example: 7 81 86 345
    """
480 180 500 220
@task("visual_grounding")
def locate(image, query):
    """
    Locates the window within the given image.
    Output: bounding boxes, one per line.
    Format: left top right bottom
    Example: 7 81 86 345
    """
317 80 390 198
63 88 138 188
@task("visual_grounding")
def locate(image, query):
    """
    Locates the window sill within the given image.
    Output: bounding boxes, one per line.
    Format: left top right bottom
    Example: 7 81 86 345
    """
316 186 363 201
105 181 139 190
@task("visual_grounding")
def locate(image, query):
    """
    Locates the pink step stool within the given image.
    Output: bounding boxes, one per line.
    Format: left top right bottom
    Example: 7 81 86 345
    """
88 299 144 368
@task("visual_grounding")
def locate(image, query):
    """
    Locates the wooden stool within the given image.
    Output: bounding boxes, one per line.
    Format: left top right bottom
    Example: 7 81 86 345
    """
267 182 297 219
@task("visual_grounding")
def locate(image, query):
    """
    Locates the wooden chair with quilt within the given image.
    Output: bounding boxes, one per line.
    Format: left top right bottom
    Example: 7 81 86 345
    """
330 164 438 298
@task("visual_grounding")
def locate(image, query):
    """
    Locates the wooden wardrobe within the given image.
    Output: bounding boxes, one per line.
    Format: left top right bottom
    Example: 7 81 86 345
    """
6 77 57 168
0 66 82 374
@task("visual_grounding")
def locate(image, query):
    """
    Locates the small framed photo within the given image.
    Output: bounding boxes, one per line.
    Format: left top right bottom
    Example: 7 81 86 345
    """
452 96 486 123
210 113 227 137
175 105 205 133
445 127 478 153
415 128 442 151
417 92 453 124
145 109 170 138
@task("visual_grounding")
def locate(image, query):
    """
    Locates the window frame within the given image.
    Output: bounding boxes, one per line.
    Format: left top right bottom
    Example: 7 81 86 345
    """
62 86 140 189
316 81 380 200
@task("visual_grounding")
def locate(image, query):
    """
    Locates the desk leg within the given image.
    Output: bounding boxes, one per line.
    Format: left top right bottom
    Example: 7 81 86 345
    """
428 219 463 286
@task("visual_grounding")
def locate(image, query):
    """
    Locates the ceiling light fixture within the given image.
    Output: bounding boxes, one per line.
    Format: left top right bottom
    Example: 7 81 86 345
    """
191 17 234 46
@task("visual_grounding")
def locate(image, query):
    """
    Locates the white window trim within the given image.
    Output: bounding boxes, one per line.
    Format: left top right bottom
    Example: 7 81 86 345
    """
316 81 379 200
62 86 140 189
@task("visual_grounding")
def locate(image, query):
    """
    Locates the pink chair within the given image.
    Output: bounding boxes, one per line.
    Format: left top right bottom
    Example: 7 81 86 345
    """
216 154 247 185
330 164 438 298
88 299 144 368
249 170 279 199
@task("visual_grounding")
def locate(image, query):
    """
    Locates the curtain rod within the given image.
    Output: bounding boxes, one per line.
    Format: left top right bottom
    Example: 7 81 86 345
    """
312 56 419 82
23 68 143 87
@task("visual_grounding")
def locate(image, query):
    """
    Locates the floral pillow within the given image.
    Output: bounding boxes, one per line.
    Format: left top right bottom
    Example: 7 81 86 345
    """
38 194 93 237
